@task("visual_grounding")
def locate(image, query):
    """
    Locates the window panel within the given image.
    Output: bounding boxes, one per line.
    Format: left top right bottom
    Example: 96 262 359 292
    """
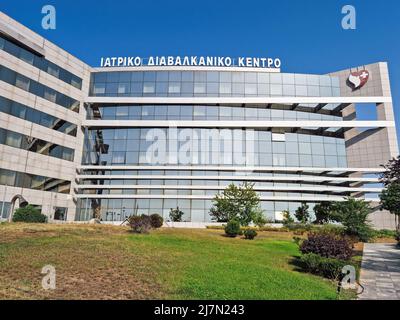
194 83 206 94
168 82 181 94
15 74 30 91
143 82 155 93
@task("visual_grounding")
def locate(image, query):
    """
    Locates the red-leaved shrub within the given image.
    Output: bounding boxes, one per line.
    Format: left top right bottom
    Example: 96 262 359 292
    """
300 232 353 260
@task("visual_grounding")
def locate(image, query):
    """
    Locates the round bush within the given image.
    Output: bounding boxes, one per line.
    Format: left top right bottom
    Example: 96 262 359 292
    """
150 213 163 228
128 214 152 234
244 229 257 240
300 253 352 280
300 232 353 260
224 219 241 238
12 205 47 223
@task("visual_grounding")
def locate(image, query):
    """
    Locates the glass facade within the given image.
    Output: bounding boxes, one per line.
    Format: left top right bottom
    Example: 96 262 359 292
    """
0 127 75 161
86 104 342 121
75 69 352 222
0 168 71 194
0 35 82 89
76 197 324 222
82 128 346 168
90 70 340 97
0 96 77 136
0 65 80 112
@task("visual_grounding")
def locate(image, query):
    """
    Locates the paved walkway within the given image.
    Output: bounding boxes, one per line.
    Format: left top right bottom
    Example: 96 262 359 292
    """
358 243 400 300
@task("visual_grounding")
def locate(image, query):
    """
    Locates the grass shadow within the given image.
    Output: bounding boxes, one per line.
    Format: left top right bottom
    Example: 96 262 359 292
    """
289 255 307 273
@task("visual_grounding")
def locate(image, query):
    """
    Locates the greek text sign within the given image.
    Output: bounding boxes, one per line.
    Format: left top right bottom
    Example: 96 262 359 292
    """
100 56 281 69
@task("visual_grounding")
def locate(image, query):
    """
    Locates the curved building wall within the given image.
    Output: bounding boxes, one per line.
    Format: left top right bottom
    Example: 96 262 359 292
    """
77 68 374 223
90 70 341 98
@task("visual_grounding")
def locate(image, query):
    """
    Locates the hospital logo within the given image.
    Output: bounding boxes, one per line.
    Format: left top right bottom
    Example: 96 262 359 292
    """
347 69 369 90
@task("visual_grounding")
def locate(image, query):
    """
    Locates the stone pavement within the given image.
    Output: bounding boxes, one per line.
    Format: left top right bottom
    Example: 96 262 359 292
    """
358 243 400 300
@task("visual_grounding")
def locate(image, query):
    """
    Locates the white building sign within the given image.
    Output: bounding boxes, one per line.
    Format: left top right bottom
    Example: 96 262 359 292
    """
100 56 281 69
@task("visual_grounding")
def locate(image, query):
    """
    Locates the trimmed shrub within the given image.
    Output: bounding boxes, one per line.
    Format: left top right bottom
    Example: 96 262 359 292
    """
12 205 47 223
149 214 163 229
285 223 312 235
259 226 289 232
300 232 353 260
224 219 241 238
206 225 225 230
349 225 374 243
300 253 321 272
206 225 289 232
169 207 184 222
371 229 397 239
300 253 351 280
128 214 152 234
312 224 345 236
244 229 257 240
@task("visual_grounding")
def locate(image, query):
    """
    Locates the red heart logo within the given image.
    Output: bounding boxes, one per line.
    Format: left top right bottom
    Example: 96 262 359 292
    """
348 70 369 90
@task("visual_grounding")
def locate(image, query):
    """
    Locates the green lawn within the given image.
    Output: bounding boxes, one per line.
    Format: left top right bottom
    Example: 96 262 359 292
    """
0 223 352 300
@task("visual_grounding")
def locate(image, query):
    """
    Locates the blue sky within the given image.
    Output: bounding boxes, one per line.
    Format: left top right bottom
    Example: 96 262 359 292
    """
1 0 400 143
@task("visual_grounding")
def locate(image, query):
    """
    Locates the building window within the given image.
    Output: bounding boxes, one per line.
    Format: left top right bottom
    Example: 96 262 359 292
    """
47 62 60 78
0 201 11 219
272 133 286 142
143 82 155 93
93 83 106 94
168 82 181 94
194 83 206 94
44 88 57 103
0 36 82 88
15 74 30 91
54 207 68 221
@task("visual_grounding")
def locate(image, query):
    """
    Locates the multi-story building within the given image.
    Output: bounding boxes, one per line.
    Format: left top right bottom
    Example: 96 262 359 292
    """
0 12 398 228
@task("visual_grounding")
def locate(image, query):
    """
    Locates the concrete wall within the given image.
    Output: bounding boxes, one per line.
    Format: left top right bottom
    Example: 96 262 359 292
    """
329 62 399 229
0 12 91 221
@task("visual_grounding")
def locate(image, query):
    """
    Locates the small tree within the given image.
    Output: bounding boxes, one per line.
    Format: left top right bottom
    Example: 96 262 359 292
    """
12 205 47 223
380 182 400 232
295 202 310 224
282 210 294 225
209 182 263 226
169 207 184 222
313 201 334 224
380 156 400 233
380 155 400 186
252 208 267 227
331 197 373 242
